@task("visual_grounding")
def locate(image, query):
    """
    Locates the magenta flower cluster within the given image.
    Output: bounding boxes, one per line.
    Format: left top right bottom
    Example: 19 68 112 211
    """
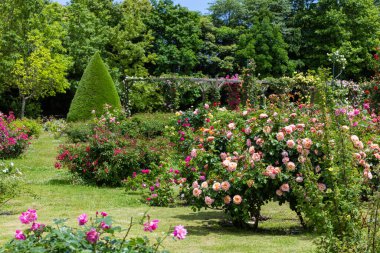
15 209 45 240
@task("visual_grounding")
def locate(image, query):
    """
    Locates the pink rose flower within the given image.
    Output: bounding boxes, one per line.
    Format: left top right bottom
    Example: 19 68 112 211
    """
227 162 237 172
317 183 326 192
19 209 38 225
193 188 202 197
144 219 159 232
212 182 221 191
280 183 290 192
276 132 284 141
15 230 26 240
78 213 88 226
223 195 232 204
31 222 45 232
100 221 111 230
286 139 295 148
228 123 236 130
233 195 242 205
286 162 296 171
252 153 261 162
172 225 187 240
190 149 197 158
86 228 99 244
221 181 230 191
205 196 214 206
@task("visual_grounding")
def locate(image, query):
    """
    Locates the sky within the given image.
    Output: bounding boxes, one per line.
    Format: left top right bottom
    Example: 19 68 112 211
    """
54 0 210 14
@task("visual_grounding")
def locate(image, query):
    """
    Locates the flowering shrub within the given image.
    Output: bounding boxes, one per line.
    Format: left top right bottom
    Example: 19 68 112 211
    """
0 209 187 252
0 162 23 208
124 162 182 207
0 112 30 159
9 118 42 138
43 118 67 139
170 99 379 231
56 110 163 186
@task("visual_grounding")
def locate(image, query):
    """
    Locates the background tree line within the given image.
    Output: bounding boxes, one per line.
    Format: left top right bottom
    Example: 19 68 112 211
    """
0 0 379 117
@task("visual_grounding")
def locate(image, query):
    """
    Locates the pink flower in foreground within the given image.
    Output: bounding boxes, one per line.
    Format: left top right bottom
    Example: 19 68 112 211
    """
78 213 88 226
99 221 111 230
86 228 99 244
15 230 26 240
173 225 187 240
31 222 45 232
143 219 159 232
100 212 108 217
19 209 38 224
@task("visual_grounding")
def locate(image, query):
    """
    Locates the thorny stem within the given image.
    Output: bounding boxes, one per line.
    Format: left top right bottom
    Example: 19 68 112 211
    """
119 217 133 251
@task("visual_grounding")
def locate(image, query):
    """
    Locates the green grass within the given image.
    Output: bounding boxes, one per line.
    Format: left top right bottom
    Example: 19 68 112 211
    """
0 133 316 252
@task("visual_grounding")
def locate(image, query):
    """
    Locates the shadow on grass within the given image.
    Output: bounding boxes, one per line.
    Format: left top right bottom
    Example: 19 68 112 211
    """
47 179 73 185
175 211 313 238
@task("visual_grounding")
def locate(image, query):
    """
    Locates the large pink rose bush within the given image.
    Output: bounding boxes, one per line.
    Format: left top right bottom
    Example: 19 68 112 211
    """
172 101 379 230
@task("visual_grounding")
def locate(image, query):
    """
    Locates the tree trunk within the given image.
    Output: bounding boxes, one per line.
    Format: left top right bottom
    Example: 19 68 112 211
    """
21 96 26 119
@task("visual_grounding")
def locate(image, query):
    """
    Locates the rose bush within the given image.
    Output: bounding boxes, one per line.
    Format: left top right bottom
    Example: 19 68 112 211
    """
170 99 379 230
0 209 187 253
0 112 30 159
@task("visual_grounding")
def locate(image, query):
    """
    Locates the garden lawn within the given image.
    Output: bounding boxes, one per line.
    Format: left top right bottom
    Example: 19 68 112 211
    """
0 133 315 253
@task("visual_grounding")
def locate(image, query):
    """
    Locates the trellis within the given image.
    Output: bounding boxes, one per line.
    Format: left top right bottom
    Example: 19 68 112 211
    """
122 76 244 114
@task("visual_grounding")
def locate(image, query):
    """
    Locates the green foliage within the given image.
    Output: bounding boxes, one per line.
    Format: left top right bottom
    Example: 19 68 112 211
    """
129 82 165 113
148 0 203 75
9 118 42 138
0 162 23 208
0 1 71 117
119 113 173 138
43 118 67 139
64 121 94 143
294 0 380 79
67 52 121 122
109 0 155 77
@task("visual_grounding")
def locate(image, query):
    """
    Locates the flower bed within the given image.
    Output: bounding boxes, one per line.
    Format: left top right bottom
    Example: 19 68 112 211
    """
0 209 187 252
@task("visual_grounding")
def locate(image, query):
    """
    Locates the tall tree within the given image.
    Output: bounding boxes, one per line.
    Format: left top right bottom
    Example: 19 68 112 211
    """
209 0 245 27
147 0 203 75
109 0 155 77
237 16 292 77
0 0 71 118
296 0 380 79
65 0 112 81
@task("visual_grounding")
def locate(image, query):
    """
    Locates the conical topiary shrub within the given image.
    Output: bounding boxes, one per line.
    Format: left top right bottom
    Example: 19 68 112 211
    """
67 52 121 121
